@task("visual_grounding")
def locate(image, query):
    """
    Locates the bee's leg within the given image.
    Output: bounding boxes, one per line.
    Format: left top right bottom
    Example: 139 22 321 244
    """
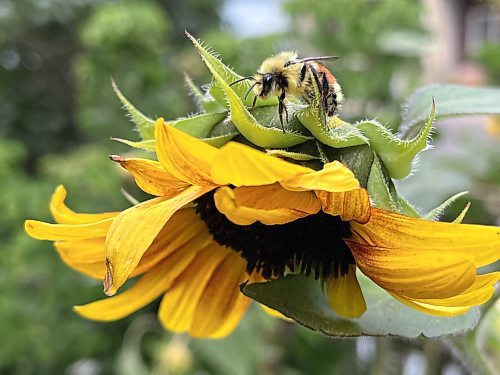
278 90 287 133
308 65 328 125
252 95 258 109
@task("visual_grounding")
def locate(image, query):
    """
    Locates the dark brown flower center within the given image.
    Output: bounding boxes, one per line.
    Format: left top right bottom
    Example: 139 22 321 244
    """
195 192 355 280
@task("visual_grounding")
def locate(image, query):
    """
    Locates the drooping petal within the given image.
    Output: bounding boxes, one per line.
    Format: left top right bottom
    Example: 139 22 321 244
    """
25 218 113 241
158 243 230 335
55 238 106 279
211 142 311 186
190 251 250 338
155 118 218 186
104 185 213 296
281 161 360 193
110 156 189 196
389 272 499 316
50 185 118 224
327 265 367 318
213 184 320 225
74 244 204 321
350 207 500 267
346 241 476 299
317 188 371 224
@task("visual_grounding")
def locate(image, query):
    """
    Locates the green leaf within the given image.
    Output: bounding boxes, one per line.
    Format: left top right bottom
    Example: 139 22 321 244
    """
402 84 500 138
367 155 396 211
202 120 239 147
193 43 311 148
183 73 207 111
170 112 226 138
112 80 155 140
424 191 469 221
357 101 435 179
242 273 479 338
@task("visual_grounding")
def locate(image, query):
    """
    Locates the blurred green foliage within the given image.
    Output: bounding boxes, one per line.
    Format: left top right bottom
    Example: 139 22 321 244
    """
1 0 498 373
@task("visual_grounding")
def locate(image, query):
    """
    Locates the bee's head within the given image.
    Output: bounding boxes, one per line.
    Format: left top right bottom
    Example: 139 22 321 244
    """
257 73 274 98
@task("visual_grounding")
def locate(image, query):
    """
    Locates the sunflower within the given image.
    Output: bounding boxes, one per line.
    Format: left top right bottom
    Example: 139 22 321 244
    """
25 118 500 338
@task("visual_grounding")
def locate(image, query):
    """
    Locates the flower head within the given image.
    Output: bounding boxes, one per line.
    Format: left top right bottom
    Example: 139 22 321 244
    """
25 118 500 338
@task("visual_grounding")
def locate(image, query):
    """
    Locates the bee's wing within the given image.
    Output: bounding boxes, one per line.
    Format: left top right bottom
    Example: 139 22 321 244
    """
285 56 340 67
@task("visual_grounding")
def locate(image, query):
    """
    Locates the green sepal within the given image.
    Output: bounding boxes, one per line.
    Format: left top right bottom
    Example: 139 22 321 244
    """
453 202 471 224
357 100 435 180
241 273 479 338
185 31 276 108
402 84 500 138
321 144 374 188
202 120 239 147
194 44 311 148
367 154 420 217
112 79 155 140
169 112 226 138
424 191 469 221
110 138 156 152
266 149 319 161
184 73 226 114
296 73 368 148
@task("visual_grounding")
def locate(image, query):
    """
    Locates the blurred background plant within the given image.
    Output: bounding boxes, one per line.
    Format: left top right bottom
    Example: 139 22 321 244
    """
1 0 498 373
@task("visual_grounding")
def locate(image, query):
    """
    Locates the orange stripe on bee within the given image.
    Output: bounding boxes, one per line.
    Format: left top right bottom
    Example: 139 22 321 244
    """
316 63 336 84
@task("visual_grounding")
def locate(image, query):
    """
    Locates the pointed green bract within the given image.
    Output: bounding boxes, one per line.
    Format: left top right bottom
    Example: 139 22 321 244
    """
424 191 469 221
194 44 311 148
265 149 319 161
242 274 479 338
170 112 226 138
357 100 435 179
402 84 500 138
111 138 156 151
296 75 368 148
183 73 206 111
185 31 276 108
112 80 155 140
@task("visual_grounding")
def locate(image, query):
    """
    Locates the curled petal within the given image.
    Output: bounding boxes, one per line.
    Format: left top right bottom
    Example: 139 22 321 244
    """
390 272 499 316
104 185 213 296
213 184 320 225
25 218 113 241
347 241 476 299
50 185 118 224
281 161 360 193
351 207 500 267
74 245 204 321
110 156 188 196
211 142 311 186
155 118 218 186
317 188 371 224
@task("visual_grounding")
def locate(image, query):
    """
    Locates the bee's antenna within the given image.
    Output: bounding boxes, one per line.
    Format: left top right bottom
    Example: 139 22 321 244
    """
230 76 254 86
244 82 258 100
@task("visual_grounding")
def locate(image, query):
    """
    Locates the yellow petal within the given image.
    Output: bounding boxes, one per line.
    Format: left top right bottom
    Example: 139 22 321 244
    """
281 161 360 192
387 274 499 317
327 265 367 318
74 245 203 321
104 185 213 296
158 242 230 334
317 188 371 224
347 241 476 299
133 210 213 277
211 142 311 186
190 252 250 338
110 156 189 197
259 304 293 322
25 218 113 241
155 118 217 186
351 207 500 267
55 238 105 262
50 185 118 224
213 184 320 225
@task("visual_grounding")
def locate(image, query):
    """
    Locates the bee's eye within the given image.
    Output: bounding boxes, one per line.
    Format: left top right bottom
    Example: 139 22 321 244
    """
263 74 273 84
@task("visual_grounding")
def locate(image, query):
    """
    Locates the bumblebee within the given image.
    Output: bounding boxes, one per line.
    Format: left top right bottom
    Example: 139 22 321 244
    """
231 51 344 130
